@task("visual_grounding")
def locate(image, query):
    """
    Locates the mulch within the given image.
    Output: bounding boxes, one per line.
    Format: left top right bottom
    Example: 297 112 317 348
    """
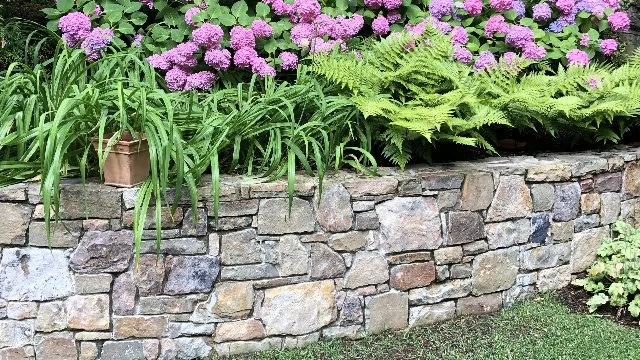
555 285 640 328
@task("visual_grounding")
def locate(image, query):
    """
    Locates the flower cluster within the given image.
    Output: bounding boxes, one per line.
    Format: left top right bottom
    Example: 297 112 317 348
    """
59 12 113 61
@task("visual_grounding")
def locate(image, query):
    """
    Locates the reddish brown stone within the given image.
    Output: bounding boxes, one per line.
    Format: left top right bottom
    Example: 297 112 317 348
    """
113 316 167 339
214 319 266 343
389 262 436 291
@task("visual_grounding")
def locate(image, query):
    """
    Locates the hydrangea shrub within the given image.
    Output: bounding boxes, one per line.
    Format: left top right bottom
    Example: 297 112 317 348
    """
44 0 631 91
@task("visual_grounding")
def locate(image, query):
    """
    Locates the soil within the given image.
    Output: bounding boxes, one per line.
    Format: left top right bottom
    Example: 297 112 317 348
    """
555 285 640 328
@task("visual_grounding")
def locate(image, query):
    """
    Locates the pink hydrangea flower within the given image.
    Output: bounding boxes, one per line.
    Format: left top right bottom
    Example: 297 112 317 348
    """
464 0 483 14
93 5 103 16
383 0 402 10
555 0 576 14
608 12 630 32
279 51 299 70
600 39 618 55
165 67 191 91
506 25 534 49
450 26 468 45
204 48 232 71
233 47 259 68
185 7 201 27
372 16 390 36
579 33 590 47
310 38 346 54
489 0 514 12
251 57 277 78
147 54 172 70
474 51 497 70
335 14 364 39
184 71 216 91
453 46 473 64
484 15 510 38
522 42 547 60
432 17 452 33
294 0 321 23
387 10 402 23
290 23 314 47
566 49 589 65
251 20 274 38
364 0 383 9
603 0 620 9
502 52 518 64
532 3 552 21
271 0 295 15
230 26 256 50
192 23 224 48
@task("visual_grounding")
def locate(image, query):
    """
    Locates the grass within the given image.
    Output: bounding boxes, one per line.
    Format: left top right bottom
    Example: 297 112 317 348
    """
231 295 640 360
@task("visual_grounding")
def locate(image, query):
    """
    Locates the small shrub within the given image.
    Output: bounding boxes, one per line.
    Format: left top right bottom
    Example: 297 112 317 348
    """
572 221 640 318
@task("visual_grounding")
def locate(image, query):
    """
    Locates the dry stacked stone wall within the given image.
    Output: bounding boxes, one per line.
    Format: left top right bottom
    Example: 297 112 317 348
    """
2 146 640 359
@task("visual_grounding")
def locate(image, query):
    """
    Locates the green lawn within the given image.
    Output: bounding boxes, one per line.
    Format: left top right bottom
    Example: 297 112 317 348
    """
232 295 640 360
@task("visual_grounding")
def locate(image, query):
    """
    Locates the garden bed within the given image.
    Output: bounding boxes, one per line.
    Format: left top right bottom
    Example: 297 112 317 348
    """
556 285 640 328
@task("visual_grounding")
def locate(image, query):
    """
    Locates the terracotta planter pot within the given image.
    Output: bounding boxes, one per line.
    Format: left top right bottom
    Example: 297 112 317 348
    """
91 132 150 188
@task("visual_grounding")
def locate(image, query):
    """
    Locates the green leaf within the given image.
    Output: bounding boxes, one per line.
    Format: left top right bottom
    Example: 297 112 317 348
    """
170 28 185 42
41 8 63 17
586 293 609 312
231 1 249 18
118 22 135 35
106 11 123 23
336 0 349 11
256 2 271 17
519 17 534 27
462 18 474 27
238 14 253 27
130 12 148 25
503 10 517 21
124 2 142 13
56 0 75 12
264 38 278 53
219 14 237 26
82 1 97 15
587 28 600 41
46 19 60 32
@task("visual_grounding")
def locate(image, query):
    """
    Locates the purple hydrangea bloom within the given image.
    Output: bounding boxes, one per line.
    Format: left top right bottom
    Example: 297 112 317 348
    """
185 7 201 27
522 42 547 60
603 0 620 9
204 48 232 71
233 47 259 68
147 54 172 70
192 23 224 48
506 26 534 49
579 33 590 47
133 34 144 48
290 23 314 47
279 51 299 70
140 0 154 9
450 26 468 45
336 14 364 39
58 12 91 46
555 0 576 14
484 15 510 38
184 71 216 91
464 0 483 14
165 67 191 91
600 39 618 55
566 49 589 65
514 0 526 17
608 12 630 32
547 12 577 32
294 0 321 23
532 3 552 21
576 0 604 15
383 0 403 9
474 51 497 70
251 20 274 38
502 51 518 64
251 57 277 78
81 28 114 61
93 5 103 16
310 38 346 54
453 45 473 64
313 14 335 37
164 42 199 68
271 0 295 15
490 0 514 12
429 0 453 20
387 10 402 23
230 26 256 50
372 16 391 36
432 17 453 33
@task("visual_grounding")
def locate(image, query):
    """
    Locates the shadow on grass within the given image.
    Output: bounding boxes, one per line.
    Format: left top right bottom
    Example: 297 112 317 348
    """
221 294 640 360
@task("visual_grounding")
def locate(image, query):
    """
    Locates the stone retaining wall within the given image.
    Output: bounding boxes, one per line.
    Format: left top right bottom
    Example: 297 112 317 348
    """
2 145 640 359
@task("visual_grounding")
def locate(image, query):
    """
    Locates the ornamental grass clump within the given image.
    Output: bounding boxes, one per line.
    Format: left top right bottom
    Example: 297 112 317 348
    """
42 0 631 91
572 221 640 318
